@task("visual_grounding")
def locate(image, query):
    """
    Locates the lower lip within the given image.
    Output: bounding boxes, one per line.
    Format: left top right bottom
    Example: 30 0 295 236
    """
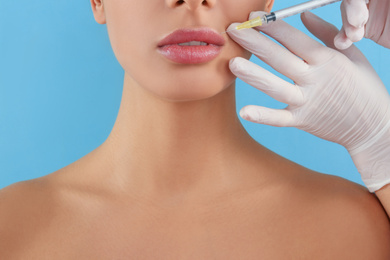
157 45 222 64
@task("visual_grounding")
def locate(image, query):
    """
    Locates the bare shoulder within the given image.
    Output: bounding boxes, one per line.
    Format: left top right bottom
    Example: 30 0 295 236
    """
0 177 57 215
0 177 60 258
291 170 390 258
0 178 51 224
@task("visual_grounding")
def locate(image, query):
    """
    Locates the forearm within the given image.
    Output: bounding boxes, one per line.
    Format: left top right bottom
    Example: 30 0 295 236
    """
375 184 390 219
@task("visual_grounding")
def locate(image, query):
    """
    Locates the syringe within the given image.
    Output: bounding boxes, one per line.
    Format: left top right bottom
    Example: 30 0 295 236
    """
229 0 341 32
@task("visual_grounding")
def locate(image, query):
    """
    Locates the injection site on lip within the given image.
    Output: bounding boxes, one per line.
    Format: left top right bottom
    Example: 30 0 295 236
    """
158 28 225 47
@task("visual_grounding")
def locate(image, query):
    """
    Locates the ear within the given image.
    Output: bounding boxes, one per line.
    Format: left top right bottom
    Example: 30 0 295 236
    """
90 0 106 24
264 0 275 13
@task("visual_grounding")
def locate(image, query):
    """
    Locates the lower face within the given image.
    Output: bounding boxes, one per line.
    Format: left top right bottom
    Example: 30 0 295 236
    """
103 0 271 102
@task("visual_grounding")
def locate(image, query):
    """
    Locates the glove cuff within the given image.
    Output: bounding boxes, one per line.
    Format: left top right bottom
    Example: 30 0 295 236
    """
349 126 390 192
348 110 390 156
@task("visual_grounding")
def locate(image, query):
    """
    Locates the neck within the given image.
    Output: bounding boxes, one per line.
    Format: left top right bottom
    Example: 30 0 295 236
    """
86 72 269 199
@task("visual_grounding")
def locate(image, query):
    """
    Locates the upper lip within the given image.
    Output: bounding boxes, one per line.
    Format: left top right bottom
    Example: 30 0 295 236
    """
157 28 226 47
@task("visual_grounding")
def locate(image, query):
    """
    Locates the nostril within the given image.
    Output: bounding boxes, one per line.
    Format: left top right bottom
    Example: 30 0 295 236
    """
174 0 210 7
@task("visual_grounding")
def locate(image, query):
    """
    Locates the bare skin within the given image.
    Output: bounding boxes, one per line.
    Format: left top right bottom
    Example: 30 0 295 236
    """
376 185 390 219
1 76 390 259
1 0 390 258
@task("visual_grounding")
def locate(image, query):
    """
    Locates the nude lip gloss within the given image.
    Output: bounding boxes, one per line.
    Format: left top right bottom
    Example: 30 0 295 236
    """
157 28 225 64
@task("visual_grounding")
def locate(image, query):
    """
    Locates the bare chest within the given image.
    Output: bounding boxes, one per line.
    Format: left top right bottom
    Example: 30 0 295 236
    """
19 201 323 259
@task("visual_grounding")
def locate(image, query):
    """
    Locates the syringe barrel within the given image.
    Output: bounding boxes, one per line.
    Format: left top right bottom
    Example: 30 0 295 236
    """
272 0 341 20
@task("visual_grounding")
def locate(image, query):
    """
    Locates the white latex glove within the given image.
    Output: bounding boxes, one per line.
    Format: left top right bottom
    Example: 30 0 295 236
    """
228 11 390 192
335 0 390 49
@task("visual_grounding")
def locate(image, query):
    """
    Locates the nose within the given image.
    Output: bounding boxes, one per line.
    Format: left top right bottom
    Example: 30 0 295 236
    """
166 0 216 10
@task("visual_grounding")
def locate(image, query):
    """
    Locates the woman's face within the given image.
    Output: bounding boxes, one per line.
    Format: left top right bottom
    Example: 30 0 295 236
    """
92 0 274 101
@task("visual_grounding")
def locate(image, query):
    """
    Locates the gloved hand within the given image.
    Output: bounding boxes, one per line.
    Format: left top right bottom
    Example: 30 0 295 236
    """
227 11 390 192
335 0 390 49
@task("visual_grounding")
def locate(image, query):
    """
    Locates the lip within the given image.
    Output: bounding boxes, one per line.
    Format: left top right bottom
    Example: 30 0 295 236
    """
157 28 226 64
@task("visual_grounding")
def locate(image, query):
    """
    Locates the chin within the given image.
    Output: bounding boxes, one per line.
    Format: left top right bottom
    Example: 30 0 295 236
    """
155 81 236 103
144 66 237 102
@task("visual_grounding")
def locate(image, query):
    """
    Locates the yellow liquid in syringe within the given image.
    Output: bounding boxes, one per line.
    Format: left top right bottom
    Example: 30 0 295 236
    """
235 16 267 30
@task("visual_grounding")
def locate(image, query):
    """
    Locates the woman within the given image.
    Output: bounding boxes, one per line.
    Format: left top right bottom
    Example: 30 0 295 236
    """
0 0 389 258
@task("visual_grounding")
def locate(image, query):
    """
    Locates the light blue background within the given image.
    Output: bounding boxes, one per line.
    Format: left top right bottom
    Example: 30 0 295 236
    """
0 1 389 189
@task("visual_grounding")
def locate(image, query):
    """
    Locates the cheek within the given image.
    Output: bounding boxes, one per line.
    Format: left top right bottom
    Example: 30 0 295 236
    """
105 9 162 93
105 8 145 68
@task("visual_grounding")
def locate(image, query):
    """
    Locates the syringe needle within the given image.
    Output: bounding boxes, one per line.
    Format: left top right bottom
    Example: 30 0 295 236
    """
220 29 235 34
